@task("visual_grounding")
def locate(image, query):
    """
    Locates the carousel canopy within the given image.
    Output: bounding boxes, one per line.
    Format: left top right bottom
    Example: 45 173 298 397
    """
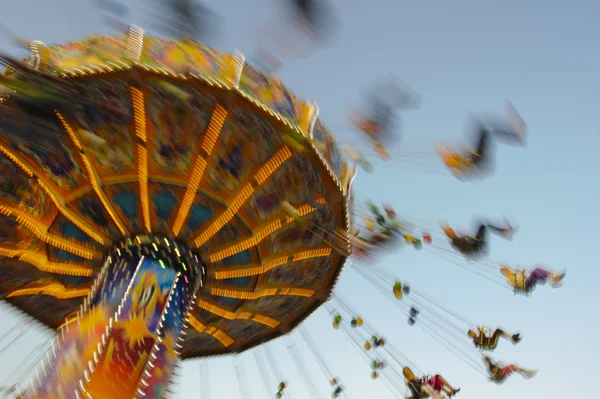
0 28 354 358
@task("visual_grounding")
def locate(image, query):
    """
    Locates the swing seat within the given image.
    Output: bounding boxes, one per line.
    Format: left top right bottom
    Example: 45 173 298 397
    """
393 286 403 299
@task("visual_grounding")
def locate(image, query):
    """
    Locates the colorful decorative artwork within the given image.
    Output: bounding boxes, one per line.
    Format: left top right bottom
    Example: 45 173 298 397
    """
266 204 335 254
71 80 135 175
207 222 243 252
51 216 94 247
0 33 350 363
239 64 304 125
248 155 325 223
43 35 128 71
72 193 120 238
142 37 228 78
3 117 85 191
148 80 217 176
311 119 344 180
263 256 333 289
84 258 177 399
205 105 281 196
110 183 141 231
144 280 191 398
0 153 53 219
242 295 312 322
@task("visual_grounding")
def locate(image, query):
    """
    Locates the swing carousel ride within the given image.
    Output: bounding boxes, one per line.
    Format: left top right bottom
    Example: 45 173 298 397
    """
0 1 566 398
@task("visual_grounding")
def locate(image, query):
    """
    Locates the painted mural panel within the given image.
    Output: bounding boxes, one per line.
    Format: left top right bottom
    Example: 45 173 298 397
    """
239 64 304 125
311 118 344 180
247 154 326 225
241 295 312 322
205 105 282 197
69 79 135 176
147 79 217 176
69 191 121 238
0 153 53 219
42 35 128 71
107 182 142 232
142 37 228 77
1 108 86 192
262 256 334 289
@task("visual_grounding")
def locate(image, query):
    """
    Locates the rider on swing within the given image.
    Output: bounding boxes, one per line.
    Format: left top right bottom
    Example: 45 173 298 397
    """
482 355 537 384
467 326 521 350
403 367 460 398
501 266 566 294
440 219 515 258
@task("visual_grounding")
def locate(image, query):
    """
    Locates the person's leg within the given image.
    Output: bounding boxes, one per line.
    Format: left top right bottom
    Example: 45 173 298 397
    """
549 272 566 287
477 219 513 241
473 128 490 157
474 224 488 241
435 375 456 394
516 367 537 379
482 356 495 373
407 380 421 397
486 118 525 146
489 329 504 347
526 267 551 288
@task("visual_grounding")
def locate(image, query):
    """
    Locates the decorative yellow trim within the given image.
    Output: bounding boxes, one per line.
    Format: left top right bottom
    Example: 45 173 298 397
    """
0 141 112 244
194 145 292 247
208 200 324 262
188 315 234 347
0 204 101 260
7 282 90 299
0 244 94 276
198 299 280 328
172 105 228 236
251 314 279 328
131 87 152 233
211 286 314 300
213 248 332 279
55 111 126 239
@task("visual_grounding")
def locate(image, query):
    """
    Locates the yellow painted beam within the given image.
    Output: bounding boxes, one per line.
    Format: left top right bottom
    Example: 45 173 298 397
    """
0 204 102 260
208 200 323 263
131 87 151 233
213 248 332 280
7 282 91 299
0 142 111 245
55 111 128 237
0 244 94 276
188 315 234 347
211 286 314 300
194 146 293 248
198 299 280 328
171 105 228 236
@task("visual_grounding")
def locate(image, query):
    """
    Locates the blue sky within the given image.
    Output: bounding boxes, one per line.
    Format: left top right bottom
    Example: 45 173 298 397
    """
1 0 599 398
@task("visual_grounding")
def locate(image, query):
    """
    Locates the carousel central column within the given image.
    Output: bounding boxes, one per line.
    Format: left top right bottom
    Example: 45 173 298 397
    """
25 235 204 399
